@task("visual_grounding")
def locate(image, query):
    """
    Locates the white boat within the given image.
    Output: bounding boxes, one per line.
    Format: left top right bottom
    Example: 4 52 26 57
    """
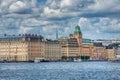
34 59 40 63
34 58 41 63
74 59 82 62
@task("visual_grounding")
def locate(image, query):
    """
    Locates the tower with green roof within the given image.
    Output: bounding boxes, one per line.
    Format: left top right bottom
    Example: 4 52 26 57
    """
73 25 82 46
74 25 82 34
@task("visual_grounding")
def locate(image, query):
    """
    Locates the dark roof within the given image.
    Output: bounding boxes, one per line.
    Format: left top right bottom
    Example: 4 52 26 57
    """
106 43 120 49
106 46 113 49
93 43 103 47
46 39 59 44
0 34 44 42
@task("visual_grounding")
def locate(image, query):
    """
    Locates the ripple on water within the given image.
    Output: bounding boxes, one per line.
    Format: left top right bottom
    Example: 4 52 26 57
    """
0 62 120 80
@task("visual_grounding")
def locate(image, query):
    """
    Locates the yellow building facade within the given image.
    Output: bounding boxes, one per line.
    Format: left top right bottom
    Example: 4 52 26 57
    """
106 46 116 61
59 25 94 61
59 38 79 61
0 35 45 62
107 49 116 60
0 42 28 61
27 41 45 61
45 40 61 61
81 44 93 57
93 46 107 60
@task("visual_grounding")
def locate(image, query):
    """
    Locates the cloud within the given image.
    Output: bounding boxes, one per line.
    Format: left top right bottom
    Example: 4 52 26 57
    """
99 18 120 33
18 26 32 34
0 18 19 29
9 1 31 14
42 0 120 21
0 0 16 14
88 0 120 12
42 7 61 18
21 18 51 27
0 0 120 40
31 0 37 8
78 17 88 26
78 17 120 39
60 0 72 8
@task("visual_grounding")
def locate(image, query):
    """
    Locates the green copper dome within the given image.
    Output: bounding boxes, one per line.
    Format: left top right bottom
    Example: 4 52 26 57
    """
74 25 82 34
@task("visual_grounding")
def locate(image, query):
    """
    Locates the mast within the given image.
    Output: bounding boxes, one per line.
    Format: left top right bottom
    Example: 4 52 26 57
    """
56 28 58 40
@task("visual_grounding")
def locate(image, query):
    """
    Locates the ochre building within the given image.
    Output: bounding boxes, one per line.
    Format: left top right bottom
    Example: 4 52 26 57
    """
0 35 44 61
59 25 94 61
45 40 61 61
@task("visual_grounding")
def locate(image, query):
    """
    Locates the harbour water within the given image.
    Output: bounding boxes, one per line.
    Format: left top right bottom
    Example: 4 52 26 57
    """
0 62 120 80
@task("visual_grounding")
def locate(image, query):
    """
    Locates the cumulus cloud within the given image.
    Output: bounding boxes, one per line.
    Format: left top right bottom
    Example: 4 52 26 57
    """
42 7 61 18
78 17 88 26
9 1 31 14
60 0 72 8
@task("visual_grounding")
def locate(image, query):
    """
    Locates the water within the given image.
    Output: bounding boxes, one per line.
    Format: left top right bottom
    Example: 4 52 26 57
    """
0 62 120 80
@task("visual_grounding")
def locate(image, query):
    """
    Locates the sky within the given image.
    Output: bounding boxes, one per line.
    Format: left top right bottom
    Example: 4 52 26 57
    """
0 0 120 40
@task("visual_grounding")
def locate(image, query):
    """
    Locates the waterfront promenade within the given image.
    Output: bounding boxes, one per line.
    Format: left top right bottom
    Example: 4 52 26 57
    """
0 62 120 80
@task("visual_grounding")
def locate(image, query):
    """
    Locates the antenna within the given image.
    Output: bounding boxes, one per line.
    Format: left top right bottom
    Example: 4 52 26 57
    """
56 28 58 40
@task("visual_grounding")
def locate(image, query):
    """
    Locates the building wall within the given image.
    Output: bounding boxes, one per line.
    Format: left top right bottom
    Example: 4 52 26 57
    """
0 42 28 61
27 41 45 61
61 46 79 57
81 45 93 57
107 48 116 61
73 34 82 46
0 41 46 61
59 38 79 57
93 46 107 60
45 41 61 61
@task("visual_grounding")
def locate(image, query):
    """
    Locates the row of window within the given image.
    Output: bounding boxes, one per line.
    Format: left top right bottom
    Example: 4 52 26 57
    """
0 38 22 42
0 55 28 60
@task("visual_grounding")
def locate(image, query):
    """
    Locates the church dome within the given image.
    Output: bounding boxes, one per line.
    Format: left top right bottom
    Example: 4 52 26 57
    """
74 25 82 34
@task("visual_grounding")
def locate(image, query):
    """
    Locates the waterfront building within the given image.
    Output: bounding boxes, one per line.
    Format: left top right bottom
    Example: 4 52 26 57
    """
106 46 116 61
27 41 45 61
93 43 107 60
59 25 82 61
81 39 94 60
0 41 28 61
45 40 61 61
0 34 44 61
59 38 79 61
59 25 94 61
106 43 119 61
69 25 82 57
72 25 94 60
81 44 93 60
